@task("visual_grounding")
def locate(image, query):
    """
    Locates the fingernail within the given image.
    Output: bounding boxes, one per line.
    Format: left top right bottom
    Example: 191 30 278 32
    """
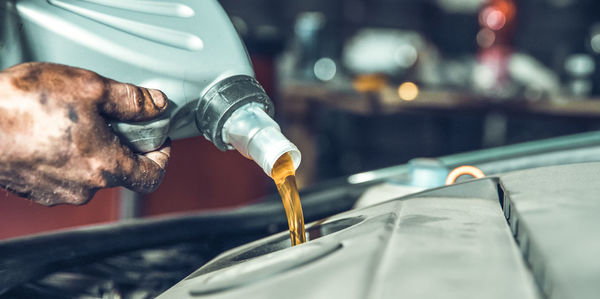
145 151 169 169
159 143 171 156
148 89 167 109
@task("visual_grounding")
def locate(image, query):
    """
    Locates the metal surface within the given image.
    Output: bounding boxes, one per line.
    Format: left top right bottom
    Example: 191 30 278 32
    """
154 162 600 299
157 179 540 299
500 162 600 299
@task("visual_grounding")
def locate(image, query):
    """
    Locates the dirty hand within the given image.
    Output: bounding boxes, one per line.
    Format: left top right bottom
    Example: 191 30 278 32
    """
0 62 171 205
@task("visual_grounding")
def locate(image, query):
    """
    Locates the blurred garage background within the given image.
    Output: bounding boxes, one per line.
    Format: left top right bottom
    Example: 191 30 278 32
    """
2 0 600 239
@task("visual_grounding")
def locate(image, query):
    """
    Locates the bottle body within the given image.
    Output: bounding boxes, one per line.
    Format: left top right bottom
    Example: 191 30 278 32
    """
1 0 300 174
1 0 252 141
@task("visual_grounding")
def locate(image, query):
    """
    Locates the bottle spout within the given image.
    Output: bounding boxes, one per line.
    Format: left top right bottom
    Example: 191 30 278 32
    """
195 75 300 176
222 103 301 176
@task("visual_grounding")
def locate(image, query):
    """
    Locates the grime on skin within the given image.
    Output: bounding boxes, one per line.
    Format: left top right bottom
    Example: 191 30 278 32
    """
0 62 171 206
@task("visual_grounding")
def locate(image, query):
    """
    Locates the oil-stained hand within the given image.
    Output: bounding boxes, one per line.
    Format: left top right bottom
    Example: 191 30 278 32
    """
0 62 171 205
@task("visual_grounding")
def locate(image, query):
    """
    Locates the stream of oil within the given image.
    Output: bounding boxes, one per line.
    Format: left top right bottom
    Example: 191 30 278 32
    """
271 152 306 246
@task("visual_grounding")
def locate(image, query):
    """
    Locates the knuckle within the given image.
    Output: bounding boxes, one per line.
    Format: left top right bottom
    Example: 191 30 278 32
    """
76 192 94 205
66 190 94 205
88 173 108 188
84 76 107 99
27 191 52 206
32 196 57 206
59 68 107 100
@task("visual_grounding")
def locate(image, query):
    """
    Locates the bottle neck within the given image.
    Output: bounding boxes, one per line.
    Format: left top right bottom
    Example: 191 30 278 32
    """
222 103 300 176
195 75 273 151
195 75 300 176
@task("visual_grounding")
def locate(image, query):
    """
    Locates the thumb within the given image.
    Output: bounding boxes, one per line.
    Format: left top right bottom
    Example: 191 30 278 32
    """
100 79 169 122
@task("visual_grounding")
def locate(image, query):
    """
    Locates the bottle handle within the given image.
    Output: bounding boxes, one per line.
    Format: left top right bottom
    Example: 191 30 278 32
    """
109 115 171 152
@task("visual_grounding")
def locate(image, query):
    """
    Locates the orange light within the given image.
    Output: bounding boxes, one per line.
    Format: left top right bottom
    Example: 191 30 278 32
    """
478 0 516 31
445 165 485 185
397 82 419 101
352 74 388 92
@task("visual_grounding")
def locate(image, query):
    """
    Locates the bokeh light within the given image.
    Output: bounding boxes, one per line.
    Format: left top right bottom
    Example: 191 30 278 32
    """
313 57 337 81
480 7 506 31
476 28 496 48
397 82 419 101
352 74 388 92
591 34 600 54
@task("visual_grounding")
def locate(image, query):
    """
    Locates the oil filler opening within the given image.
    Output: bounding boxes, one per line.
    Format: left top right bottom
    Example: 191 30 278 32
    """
232 216 365 262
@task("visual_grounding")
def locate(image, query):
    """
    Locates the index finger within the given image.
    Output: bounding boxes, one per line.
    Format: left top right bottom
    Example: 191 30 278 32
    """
100 79 169 122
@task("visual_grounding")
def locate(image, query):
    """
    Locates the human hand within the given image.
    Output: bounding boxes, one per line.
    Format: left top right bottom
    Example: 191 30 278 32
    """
0 62 171 205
